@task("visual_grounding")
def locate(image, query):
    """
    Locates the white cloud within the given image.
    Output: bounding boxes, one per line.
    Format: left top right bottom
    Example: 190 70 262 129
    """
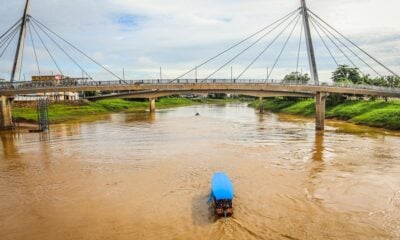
0 0 399 81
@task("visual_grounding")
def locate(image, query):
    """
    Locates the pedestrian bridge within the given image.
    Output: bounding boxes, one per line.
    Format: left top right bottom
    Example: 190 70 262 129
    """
1 79 399 131
1 79 399 98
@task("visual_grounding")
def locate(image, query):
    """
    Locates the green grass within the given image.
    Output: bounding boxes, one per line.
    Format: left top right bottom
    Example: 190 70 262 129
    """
251 98 400 130
12 97 241 123
250 98 315 116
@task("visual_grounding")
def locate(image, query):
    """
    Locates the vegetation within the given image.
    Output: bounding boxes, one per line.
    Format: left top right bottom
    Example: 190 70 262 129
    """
12 97 241 123
249 66 400 130
283 72 310 83
332 64 400 87
250 98 400 130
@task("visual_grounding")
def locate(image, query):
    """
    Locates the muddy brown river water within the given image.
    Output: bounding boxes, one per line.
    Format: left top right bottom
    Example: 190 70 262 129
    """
0 103 400 240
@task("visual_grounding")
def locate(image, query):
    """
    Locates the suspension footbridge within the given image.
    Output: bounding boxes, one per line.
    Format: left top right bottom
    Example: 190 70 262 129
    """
0 0 399 130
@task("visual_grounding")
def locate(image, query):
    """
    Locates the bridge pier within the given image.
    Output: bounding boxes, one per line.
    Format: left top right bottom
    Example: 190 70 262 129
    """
0 96 14 130
149 97 156 113
315 92 327 130
259 97 264 113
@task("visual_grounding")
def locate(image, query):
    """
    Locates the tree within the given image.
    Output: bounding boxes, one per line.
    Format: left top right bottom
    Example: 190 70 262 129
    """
361 76 399 88
283 72 310 83
332 65 362 84
383 76 400 88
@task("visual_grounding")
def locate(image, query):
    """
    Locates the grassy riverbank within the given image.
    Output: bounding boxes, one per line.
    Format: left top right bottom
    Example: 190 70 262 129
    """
12 98 239 123
250 98 400 130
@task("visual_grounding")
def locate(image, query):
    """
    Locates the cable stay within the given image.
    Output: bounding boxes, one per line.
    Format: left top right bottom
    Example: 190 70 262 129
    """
171 7 301 82
265 16 301 81
0 18 22 42
236 14 301 80
30 16 122 80
309 15 380 77
308 10 399 78
0 26 21 58
295 18 304 79
28 17 93 80
2 1 398 84
309 18 347 78
27 21 41 77
308 16 362 75
202 11 301 82
29 20 63 75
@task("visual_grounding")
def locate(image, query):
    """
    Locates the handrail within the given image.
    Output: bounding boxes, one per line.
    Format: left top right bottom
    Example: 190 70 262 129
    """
0 79 399 94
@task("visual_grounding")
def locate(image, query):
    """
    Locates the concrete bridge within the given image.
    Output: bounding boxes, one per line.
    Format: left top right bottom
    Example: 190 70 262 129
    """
1 0 399 131
1 79 399 130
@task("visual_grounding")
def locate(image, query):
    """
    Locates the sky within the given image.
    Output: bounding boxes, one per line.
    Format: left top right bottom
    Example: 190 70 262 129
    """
0 0 399 82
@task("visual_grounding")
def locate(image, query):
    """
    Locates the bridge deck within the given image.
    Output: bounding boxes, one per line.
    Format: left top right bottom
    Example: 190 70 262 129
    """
0 79 399 98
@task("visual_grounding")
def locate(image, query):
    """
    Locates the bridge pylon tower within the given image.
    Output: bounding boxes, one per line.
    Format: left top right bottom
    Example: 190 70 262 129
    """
300 0 318 84
300 0 326 130
10 0 30 83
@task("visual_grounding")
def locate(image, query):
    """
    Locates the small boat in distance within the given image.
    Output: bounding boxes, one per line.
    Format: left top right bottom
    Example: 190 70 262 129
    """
208 172 234 217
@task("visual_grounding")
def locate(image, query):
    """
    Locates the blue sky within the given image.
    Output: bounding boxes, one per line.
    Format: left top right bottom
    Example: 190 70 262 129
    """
0 0 399 81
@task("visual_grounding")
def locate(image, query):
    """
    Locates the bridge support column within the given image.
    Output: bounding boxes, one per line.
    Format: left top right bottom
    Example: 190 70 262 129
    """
259 97 264 113
149 97 156 113
315 92 327 130
0 96 14 130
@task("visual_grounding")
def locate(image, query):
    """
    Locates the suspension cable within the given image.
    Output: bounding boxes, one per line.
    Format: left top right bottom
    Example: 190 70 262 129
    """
308 16 360 74
308 10 399 77
29 20 63 75
29 19 93 79
0 21 22 50
17 26 27 82
309 18 340 68
310 15 381 77
0 18 22 42
266 15 301 81
30 16 122 80
0 26 20 58
296 17 304 77
202 11 300 82
27 21 41 77
236 13 301 80
0 25 20 55
0 24 20 47
171 7 301 82
309 18 348 79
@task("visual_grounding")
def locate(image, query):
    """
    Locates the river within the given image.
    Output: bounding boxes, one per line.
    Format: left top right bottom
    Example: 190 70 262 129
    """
0 103 399 240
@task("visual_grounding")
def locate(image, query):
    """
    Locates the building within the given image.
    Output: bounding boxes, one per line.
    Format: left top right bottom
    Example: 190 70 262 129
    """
15 75 80 102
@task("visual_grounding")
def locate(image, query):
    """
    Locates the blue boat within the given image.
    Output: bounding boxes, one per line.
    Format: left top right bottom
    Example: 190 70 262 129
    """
209 172 234 217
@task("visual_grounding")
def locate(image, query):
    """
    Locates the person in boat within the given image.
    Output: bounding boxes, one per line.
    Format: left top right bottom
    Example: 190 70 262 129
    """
208 172 234 217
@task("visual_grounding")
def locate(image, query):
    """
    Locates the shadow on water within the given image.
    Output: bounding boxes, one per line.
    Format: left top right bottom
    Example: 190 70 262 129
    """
0 132 19 159
191 193 217 226
305 131 326 201
119 112 156 124
312 130 325 162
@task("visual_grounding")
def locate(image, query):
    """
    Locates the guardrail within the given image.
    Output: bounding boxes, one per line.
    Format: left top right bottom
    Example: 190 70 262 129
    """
0 79 399 94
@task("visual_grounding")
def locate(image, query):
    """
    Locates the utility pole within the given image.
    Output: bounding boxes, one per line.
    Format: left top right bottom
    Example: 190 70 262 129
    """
195 67 198 83
300 0 319 85
230 66 233 82
11 0 30 82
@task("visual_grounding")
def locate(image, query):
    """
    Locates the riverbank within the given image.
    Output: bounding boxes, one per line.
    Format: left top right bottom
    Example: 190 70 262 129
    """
12 98 240 123
250 98 400 130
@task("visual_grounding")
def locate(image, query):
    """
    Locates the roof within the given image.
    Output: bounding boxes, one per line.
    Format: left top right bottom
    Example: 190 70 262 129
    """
212 172 234 200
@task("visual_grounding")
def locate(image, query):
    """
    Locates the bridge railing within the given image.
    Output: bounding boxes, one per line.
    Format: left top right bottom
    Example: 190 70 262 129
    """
0 79 400 94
